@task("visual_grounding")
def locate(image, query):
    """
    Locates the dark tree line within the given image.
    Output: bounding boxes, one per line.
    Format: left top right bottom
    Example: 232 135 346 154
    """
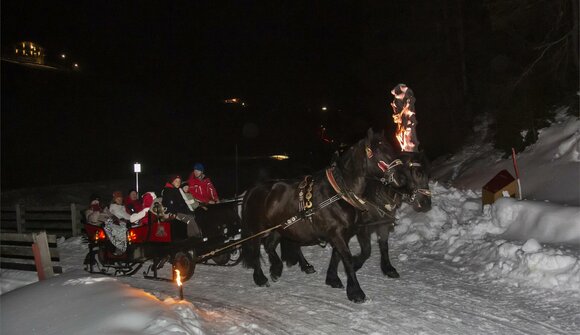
354 0 578 158
484 0 579 152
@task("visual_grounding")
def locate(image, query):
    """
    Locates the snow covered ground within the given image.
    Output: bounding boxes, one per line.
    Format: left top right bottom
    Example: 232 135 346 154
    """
1 108 579 334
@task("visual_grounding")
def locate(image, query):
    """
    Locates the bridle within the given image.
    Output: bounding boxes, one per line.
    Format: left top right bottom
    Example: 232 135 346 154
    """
365 144 404 187
404 161 431 202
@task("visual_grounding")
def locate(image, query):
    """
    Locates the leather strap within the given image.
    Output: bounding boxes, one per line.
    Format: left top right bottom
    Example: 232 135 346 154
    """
325 168 367 211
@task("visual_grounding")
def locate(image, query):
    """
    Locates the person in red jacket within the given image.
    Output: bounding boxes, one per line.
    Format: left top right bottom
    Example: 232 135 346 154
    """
187 163 219 204
124 189 143 214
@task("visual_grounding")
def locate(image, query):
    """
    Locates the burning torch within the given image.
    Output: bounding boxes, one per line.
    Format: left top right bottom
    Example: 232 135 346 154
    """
175 269 184 300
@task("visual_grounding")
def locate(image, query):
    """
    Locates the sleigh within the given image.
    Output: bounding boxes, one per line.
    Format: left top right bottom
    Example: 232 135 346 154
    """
83 200 242 282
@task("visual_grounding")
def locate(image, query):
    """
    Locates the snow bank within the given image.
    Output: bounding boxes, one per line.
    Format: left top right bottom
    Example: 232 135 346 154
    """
393 182 580 292
432 107 580 206
494 197 580 244
0 269 38 294
0 271 205 335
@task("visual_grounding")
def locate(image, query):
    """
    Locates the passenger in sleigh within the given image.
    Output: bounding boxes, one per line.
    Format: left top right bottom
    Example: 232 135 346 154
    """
124 189 143 214
85 194 112 225
129 192 162 225
180 182 200 211
187 163 220 204
161 175 202 239
110 191 132 225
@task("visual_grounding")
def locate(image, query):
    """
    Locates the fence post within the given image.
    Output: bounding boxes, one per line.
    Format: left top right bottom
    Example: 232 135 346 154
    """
32 231 55 280
71 203 79 237
15 203 25 233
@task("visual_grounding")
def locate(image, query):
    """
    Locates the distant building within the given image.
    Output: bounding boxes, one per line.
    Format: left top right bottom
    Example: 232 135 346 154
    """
13 41 45 65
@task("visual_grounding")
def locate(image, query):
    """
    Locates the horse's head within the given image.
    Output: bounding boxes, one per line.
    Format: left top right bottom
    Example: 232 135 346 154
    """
395 152 432 212
363 179 404 214
361 128 407 187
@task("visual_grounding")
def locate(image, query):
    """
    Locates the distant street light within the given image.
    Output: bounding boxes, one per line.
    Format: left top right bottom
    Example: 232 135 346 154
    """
73 63 79 68
61 54 66 59
270 154 290 161
321 106 327 111
134 163 141 193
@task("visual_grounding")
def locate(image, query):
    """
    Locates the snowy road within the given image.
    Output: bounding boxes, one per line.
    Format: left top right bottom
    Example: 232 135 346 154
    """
119 243 579 335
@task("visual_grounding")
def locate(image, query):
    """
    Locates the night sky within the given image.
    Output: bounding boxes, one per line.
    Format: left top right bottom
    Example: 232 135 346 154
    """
2 1 577 192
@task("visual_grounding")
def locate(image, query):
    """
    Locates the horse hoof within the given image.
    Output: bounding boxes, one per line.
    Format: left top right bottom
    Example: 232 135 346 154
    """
254 274 269 287
256 279 270 287
325 278 344 289
382 265 400 278
348 292 366 304
301 265 316 274
270 274 279 282
385 270 400 278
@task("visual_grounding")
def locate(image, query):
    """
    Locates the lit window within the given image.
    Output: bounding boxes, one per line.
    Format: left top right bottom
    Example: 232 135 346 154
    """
15 49 19 54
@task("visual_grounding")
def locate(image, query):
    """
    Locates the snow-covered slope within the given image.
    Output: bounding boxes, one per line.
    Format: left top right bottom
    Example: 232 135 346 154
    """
432 107 580 206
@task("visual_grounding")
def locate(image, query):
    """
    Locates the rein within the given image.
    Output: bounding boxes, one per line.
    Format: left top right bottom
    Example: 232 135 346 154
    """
325 167 368 211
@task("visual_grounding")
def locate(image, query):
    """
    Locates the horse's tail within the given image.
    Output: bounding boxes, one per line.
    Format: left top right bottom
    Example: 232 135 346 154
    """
280 238 300 267
240 186 263 269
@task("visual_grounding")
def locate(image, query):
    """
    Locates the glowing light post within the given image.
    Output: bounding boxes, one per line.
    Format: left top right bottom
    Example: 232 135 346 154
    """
134 163 141 194
175 269 184 300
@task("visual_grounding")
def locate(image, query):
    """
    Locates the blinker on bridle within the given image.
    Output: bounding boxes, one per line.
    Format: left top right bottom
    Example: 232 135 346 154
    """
366 145 403 186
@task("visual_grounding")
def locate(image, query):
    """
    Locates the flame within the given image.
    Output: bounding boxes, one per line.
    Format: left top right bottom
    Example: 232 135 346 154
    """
392 100 417 152
175 269 182 287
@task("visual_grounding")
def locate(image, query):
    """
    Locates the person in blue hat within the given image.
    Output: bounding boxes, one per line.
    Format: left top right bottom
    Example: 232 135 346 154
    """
187 163 220 204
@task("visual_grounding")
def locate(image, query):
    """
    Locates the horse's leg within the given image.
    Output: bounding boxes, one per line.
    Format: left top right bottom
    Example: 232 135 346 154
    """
352 226 372 272
297 247 316 274
241 236 269 287
331 235 366 303
264 233 283 282
325 247 344 288
280 239 316 274
377 222 399 278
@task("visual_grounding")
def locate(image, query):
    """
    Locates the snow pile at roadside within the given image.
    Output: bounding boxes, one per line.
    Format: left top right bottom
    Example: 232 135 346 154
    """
0 271 205 335
0 269 39 294
432 107 579 206
392 182 580 292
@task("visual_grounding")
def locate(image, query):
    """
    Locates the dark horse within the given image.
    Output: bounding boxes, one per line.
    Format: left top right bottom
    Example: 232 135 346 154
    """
241 129 404 302
280 151 432 285
327 152 432 288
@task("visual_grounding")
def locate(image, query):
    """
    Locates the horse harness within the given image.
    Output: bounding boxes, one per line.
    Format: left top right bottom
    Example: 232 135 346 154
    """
198 149 408 259
285 152 406 230
298 175 314 211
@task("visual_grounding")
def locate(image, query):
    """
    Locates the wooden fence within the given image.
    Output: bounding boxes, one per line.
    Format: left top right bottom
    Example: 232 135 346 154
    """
0 203 83 237
0 232 62 275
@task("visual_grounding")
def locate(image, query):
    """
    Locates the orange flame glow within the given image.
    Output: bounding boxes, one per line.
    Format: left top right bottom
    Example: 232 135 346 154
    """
392 100 417 152
127 230 138 243
175 269 182 287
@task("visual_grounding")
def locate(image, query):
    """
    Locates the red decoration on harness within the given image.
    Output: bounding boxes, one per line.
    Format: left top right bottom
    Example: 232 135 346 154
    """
366 147 374 159
378 160 390 172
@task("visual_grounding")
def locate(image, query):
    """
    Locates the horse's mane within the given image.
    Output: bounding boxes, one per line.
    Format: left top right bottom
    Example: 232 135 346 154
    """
334 131 397 171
